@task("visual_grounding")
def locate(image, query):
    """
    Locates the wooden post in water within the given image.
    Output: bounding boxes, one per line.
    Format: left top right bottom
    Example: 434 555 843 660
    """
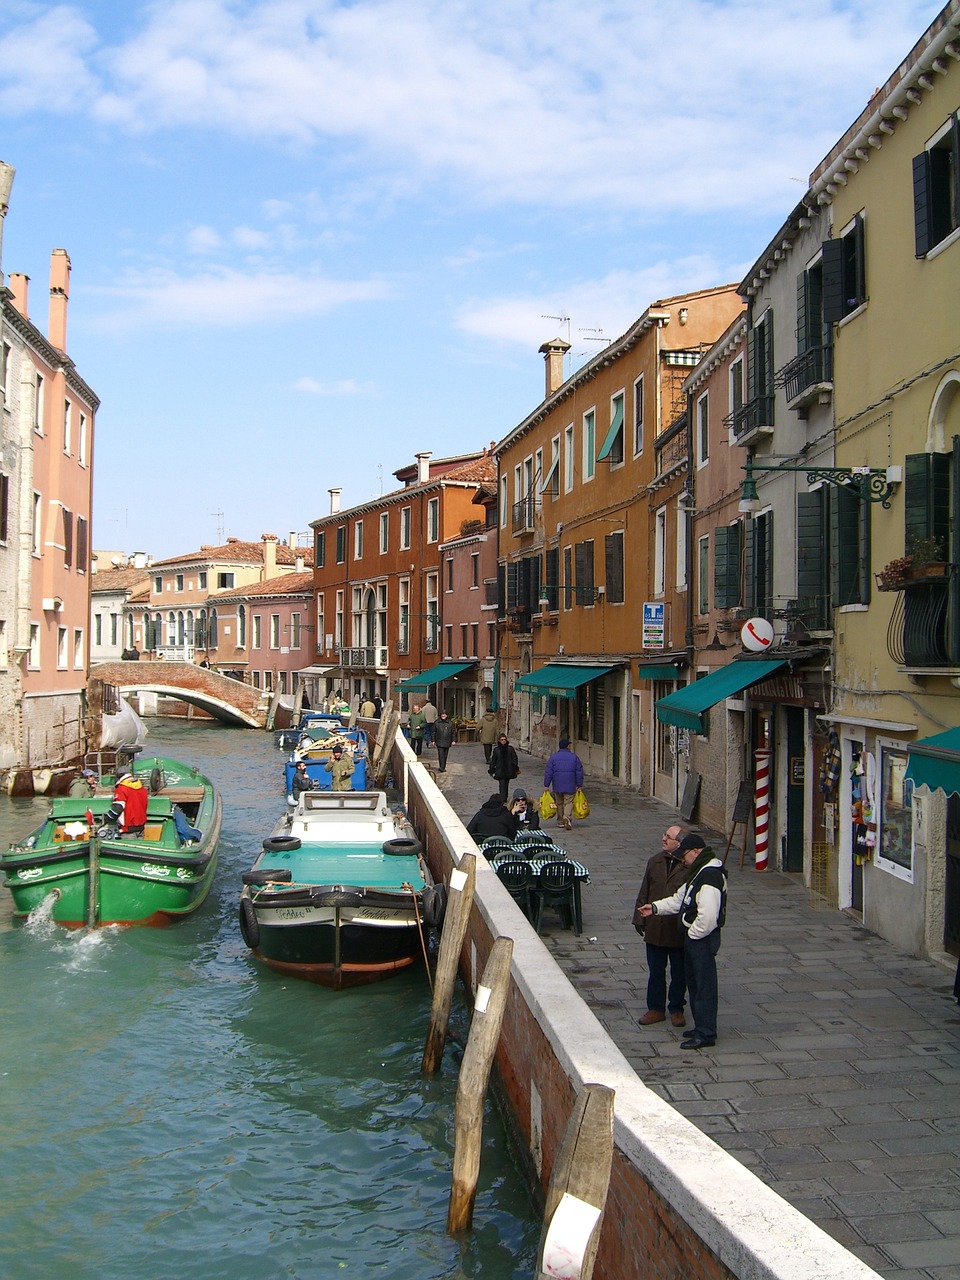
447 934 513 1234
422 853 476 1076
535 1084 615 1280
371 705 400 785
86 836 99 929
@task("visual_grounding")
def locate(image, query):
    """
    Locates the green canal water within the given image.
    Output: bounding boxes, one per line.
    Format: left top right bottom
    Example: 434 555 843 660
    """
0 720 538 1280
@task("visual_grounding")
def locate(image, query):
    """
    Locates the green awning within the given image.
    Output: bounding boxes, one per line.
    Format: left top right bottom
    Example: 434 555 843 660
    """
597 398 625 462
655 659 788 733
540 454 560 494
638 664 683 681
515 663 616 699
396 660 476 691
905 727 960 796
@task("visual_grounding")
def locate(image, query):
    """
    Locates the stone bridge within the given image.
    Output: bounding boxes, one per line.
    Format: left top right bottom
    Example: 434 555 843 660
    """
91 661 270 728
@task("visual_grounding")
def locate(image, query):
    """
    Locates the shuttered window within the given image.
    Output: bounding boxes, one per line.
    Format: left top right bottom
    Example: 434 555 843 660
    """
545 547 560 611
797 490 828 628
904 452 950 556
713 524 742 610
575 541 595 604
830 485 871 607
822 214 866 324
604 532 624 604
744 511 773 615
913 114 960 257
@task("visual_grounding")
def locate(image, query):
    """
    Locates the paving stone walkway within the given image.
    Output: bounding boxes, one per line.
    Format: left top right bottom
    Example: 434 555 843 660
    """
431 741 960 1280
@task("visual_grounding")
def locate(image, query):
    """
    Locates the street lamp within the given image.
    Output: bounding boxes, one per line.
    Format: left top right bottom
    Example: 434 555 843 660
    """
739 455 901 514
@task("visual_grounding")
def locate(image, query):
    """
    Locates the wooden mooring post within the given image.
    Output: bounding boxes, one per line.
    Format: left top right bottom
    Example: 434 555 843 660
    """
421 853 476 1076
447 934 513 1235
536 1084 614 1280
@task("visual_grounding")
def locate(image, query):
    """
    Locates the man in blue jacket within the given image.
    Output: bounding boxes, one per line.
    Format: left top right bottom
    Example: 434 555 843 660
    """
543 738 584 831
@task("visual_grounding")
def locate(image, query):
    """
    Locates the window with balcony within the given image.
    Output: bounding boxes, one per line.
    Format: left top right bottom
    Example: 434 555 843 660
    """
822 212 866 324
777 258 833 404
735 311 774 439
913 113 959 257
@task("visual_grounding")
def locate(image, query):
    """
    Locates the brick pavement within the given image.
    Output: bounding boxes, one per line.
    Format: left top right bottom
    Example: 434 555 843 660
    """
432 741 960 1280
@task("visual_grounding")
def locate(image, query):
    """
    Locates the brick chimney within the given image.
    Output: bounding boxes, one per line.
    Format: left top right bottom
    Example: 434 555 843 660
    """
49 249 70 351
416 451 432 483
261 533 278 581
539 337 571 398
8 272 28 318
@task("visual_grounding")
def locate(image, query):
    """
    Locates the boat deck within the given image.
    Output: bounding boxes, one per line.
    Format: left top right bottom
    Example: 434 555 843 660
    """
262 843 424 891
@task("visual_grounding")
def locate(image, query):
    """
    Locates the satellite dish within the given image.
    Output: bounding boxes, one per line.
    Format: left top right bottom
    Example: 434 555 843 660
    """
111 556 122 566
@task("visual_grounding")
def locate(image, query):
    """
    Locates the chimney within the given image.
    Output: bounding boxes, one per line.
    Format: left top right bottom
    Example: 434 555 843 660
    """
289 530 297 550
132 551 147 569
416 451 432 483
539 337 571 398
9 272 28 318
295 555 304 572
329 488 341 515
49 249 70 351
261 533 278 581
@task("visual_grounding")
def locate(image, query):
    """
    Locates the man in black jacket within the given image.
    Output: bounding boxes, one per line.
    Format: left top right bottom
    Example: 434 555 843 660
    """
466 794 519 843
433 710 456 772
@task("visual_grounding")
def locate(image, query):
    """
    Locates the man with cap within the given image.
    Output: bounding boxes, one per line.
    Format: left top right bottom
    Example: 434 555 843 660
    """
633 823 689 1028
639 833 727 1050
510 788 540 831
69 768 97 798
323 744 355 791
543 738 584 831
106 771 149 836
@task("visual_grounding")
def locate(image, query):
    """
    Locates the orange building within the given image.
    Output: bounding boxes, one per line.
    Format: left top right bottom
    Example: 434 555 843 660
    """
495 287 743 794
310 451 497 709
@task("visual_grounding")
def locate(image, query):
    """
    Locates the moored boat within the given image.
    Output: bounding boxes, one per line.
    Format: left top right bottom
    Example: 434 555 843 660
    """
282 721 370 794
0 756 222 928
239 789 444 989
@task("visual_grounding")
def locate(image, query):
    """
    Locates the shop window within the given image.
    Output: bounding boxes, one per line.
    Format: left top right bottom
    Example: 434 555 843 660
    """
875 747 913 882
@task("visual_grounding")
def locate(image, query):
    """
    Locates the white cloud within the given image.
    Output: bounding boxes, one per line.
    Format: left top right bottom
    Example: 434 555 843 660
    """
0 5 99 113
186 224 221 253
3 0 944 216
293 377 369 396
89 264 392 330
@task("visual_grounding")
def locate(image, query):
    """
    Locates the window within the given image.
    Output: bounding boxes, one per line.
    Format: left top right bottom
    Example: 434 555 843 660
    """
654 510 666 596
913 113 960 257
252 614 262 649
76 517 88 572
544 546 560 611
32 493 41 556
471 622 479 657
487 621 496 657
335 590 344 648
291 612 301 649
729 358 743 427
73 629 83 669
0 473 8 543
354 520 363 560
564 424 575 492
444 625 453 657
63 401 72 454
831 485 870 607
95 613 103 646
217 572 235 589
198 571 207 590
29 623 40 668
252 671 261 690
0 342 9 391
316 594 325 650
574 540 594 605
209 609 218 647
822 213 866 323
398 577 409 652
57 626 67 669
238 605 246 647
446 557 453 592
264 670 273 693
714 523 743 610
379 512 389 554
0 620 7 667
154 575 163 594
597 392 625 466
542 435 561 499
110 613 118 646
563 546 573 611
582 409 596 482
78 413 87 466
698 535 710 614
744 510 773 615
62 509 73 568
745 310 774 428
604 531 624 604
460 624 468 657
33 374 44 433
471 553 479 589
796 490 830 629
425 574 439 650
499 477 508 529
176 574 184 591
676 498 687 590
633 375 644 455
336 526 346 564
270 614 280 648
694 392 709 467
875 746 913 881
400 507 411 550
315 531 325 568
427 497 439 543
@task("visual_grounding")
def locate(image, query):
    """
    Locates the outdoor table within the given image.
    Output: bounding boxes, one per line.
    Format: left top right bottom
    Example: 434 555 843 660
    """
491 847 590 931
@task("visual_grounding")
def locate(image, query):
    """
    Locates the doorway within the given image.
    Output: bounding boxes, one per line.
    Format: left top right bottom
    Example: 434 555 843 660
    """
784 707 804 872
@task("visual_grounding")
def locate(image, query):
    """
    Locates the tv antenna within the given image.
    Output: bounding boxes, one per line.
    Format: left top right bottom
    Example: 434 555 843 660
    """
542 313 571 342
211 509 225 542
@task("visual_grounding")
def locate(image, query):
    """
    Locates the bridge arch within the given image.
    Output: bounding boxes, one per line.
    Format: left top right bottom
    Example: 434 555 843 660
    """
91 661 268 728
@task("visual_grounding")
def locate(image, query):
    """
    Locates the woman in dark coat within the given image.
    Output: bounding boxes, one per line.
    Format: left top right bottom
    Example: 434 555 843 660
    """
488 733 520 801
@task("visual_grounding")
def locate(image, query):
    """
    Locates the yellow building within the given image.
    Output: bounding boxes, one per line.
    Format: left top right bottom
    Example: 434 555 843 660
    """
815 2 960 959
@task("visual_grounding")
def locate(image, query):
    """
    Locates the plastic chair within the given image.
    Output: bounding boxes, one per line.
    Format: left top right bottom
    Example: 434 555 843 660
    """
531 861 580 935
479 836 514 857
495 860 534 919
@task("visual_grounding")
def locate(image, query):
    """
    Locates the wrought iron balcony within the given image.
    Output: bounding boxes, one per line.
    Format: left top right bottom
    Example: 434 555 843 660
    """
885 571 960 668
727 395 774 441
338 645 389 669
511 496 537 535
775 346 833 405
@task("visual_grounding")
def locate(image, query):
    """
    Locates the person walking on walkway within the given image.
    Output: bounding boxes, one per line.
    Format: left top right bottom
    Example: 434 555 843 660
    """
639 833 727 1051
407 702 426 758
478 708 500 764
488 733 519 801
422 697 438 747
433 710 456 772
633 823 689 1028
543 738 583 831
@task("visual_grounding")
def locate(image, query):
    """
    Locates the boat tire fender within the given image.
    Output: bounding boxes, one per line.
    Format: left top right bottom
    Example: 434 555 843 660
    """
382 837 422 857
149 767 163 794
262 835 301 852
239 897 260 949
242 867 293 886
422 883 447 929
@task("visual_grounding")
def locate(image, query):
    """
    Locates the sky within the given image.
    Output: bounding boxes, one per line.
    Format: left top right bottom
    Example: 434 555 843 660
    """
0 0 947 560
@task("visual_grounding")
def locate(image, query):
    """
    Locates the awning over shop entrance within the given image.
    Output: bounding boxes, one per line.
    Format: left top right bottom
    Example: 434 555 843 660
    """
395 660 477 691
905 727 960 796
514 663 616 699
655 658 788 733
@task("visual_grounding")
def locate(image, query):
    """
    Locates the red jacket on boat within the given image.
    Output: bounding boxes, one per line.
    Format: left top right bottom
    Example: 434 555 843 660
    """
114 777 148 831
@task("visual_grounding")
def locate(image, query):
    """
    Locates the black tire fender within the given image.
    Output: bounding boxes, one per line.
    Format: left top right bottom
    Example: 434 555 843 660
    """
422 883 447 929
149 767 163 794
262 835 301 852
382 836 422 857
242 868 293 887
239 897 260 949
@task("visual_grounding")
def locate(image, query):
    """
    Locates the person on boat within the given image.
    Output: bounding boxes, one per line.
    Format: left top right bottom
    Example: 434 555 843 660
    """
69 768 97 798
106 772 149 836
291 761 315 801
324 744 355 791
407 702 426 757
467 793 519 843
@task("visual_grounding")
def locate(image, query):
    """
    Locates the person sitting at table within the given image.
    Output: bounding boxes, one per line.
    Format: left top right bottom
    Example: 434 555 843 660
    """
466 793 519 843
510 788 540 831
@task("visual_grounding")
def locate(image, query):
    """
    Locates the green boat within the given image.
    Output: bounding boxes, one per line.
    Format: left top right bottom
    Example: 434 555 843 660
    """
0 756 222 929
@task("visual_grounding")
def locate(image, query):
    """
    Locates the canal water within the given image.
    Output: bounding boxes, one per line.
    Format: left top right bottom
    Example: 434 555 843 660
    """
0 720 539 1280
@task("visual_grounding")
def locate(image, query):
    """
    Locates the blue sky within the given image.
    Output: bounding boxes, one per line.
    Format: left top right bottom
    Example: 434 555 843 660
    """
0 0 946 559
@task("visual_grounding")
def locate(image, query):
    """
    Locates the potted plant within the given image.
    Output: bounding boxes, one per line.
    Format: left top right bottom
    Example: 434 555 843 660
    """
906 535 948 579
876 555 913 590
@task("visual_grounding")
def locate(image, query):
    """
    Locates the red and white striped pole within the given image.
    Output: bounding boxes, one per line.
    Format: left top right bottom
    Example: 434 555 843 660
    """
754 748 771 871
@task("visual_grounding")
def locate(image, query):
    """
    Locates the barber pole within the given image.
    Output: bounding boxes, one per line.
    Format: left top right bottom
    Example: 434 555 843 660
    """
754 749 771 871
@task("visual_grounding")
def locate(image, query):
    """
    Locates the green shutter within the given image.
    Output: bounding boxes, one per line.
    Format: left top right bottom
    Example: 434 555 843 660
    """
698 537 709 614
905 452 950 555
821 238 844 325
913 150 932 256
743 518 755 612
746 325 758 405
797 490 826 627
796 271 809 355
714 524 742 610
545 547 559 611
604 533 624 604
831 485 861 606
